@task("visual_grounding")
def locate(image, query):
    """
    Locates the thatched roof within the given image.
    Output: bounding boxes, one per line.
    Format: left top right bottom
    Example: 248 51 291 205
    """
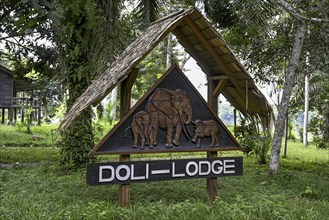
60 7 273 130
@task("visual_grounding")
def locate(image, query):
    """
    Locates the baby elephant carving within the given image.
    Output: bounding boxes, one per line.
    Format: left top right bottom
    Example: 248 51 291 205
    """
192 120 219 148
128 111 159 149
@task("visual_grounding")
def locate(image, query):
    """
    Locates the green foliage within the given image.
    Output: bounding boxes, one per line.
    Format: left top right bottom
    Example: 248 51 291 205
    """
105 97 120 124
132 42 170 101
253 134 272 164
58 109 95 169
92 118 116 143
288 121 296 141
234 118 257 155
310 116 329 149
204 0 237 29
235 118 272 164
1 149 328 219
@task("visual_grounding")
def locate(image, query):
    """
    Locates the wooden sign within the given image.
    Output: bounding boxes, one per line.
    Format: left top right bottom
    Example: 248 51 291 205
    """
87 157 243 185
90 65 241 155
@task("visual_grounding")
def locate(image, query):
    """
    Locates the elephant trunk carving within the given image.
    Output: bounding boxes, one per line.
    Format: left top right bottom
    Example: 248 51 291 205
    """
145 88 193 148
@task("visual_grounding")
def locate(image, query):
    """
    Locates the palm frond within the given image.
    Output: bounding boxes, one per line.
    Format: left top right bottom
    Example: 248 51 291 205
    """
134 0 161 28
235 0 275 26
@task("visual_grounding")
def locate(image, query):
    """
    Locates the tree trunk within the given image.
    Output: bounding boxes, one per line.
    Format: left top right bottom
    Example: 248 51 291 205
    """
110 86 118 121
303 74 309 146
59 69 95 168
166 33 173 69
269 21 307 174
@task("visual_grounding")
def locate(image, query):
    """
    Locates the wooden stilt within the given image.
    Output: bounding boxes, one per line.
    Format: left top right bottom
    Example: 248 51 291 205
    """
21 107 24 122
8 108 13 125
14 108 17 123
1 108 4 124
37 107 41 125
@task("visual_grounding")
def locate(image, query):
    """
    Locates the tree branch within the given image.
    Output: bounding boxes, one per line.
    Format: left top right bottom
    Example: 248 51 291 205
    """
275 0 329 23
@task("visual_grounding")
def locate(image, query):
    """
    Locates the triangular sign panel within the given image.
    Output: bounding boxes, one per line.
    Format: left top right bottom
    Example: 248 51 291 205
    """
91 65 241 155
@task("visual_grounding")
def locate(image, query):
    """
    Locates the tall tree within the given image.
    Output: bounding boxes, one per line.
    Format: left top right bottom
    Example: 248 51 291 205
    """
269 0 329 173
269 20 307 173
54 0 136 167
202 0 329 173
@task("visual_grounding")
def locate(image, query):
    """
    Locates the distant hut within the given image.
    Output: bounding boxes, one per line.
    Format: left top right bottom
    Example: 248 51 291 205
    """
0 65 41 125
0 65 14 123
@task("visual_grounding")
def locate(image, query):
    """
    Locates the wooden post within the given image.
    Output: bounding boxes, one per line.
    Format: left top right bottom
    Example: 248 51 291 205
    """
207 77 218 203
37 107 41 125
119 68 138 207
22 92 25 123
8 108 13 125
233 109 237 134
21 107 25 123
14 108 17 123
1 108 5 124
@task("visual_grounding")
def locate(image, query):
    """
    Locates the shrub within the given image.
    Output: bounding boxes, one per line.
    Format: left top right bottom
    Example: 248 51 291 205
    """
310 116 329 149
253 134 272 164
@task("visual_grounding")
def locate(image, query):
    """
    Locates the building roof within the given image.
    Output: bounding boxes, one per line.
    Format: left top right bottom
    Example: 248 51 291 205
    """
60 7 273 130
0 65 13 77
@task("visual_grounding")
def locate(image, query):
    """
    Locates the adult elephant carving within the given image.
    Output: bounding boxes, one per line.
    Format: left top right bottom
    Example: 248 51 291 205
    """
145 88 193 148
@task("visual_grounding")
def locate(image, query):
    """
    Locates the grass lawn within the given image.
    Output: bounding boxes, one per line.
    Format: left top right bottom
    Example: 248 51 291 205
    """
0 123 328 219
0 124 58 147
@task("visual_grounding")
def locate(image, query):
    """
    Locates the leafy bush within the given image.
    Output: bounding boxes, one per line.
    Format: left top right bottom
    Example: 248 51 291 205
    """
234 118 272 163
310 116 329 149
253 134 272 164
234 118 257 155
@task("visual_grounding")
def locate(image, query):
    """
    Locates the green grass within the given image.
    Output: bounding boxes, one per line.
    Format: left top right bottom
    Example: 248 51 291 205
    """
282 141 329 162
0 146 60 164
1 157 328 219
0 124 58 147
1 124 328 219
1 145 328 219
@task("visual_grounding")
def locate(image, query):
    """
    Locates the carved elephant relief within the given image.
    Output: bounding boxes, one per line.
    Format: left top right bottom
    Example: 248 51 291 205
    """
128 111 159 149
145 88 193 148
192 119 219 148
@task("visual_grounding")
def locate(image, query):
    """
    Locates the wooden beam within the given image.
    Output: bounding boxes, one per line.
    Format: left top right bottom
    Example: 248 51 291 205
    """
120 68 138 116
173 29 215 76
209 75 229 80
184 16 259 113
213 79 227 97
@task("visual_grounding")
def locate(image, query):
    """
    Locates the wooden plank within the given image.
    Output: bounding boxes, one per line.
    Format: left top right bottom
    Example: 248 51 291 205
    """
209 75 229 80
118 68 138 208
184 16 251 112
213 79 227 97
173 29 215 76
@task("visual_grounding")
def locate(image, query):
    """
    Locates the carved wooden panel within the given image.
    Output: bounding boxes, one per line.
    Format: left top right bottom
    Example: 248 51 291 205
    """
91 65 241 155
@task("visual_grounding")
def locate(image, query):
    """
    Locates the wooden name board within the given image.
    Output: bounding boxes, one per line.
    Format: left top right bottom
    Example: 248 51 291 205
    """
86 157 243 185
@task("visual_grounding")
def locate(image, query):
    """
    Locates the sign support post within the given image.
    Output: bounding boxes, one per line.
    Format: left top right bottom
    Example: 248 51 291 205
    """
119 68 138 207
207 78 219 203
